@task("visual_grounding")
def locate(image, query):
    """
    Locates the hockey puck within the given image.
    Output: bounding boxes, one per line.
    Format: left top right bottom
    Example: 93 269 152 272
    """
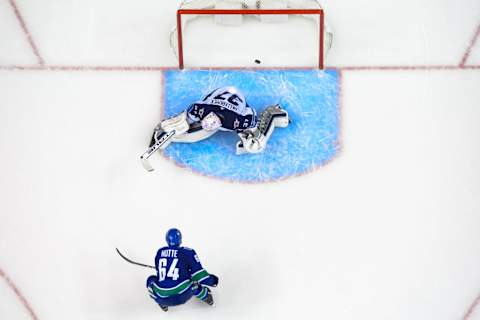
254 59 261 64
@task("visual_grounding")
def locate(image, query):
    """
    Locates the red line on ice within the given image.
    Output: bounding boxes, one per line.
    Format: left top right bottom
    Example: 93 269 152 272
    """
0 64 479 72
460 23 480 67
338 65 480 71
464 293 480 320
8 0 45 66
0 65 168 72
0 267 39 320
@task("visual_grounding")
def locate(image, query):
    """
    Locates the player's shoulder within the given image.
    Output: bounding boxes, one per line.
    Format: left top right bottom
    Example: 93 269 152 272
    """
179 246 196 253
178 247 202 264
177 246 196 257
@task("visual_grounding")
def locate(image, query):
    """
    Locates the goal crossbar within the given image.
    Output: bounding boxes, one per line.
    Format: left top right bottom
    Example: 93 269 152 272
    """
176 8 325 69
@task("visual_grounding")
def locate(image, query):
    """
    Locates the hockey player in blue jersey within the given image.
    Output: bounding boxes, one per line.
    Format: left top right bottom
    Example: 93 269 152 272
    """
146 228 219 312
140 86 290 171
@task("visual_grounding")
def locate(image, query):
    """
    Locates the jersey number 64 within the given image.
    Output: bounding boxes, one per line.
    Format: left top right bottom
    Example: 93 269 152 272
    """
159 258 180 281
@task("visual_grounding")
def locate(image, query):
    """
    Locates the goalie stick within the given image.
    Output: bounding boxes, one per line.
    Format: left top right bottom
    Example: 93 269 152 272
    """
115 248 155 269
140 130 176 172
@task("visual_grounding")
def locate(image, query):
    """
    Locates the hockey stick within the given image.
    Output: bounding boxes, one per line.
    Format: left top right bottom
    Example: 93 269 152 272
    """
140 130 176 172
115 248 155 269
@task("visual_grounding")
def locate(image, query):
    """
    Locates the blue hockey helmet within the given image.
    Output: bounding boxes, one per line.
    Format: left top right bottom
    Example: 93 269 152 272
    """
166 228 182 247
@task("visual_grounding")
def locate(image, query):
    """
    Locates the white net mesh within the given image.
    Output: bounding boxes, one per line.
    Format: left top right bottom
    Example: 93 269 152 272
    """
170 0 332 67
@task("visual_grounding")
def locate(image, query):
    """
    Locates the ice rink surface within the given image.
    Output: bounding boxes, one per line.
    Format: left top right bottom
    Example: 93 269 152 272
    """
1 0 480 319
162 69 340 182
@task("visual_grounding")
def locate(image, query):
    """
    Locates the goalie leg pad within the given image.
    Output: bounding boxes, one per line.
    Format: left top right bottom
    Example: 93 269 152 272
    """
140 111 191 172
149 111 191 150
160 111 190 135
236 104 289 155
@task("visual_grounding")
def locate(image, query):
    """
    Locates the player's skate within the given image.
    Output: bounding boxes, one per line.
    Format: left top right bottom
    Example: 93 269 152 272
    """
159 304 168 312
203 287 214 306
236 104 290 154
193 282 215 306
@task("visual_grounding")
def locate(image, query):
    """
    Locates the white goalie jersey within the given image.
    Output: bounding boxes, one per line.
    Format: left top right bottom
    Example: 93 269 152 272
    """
187 87 257 132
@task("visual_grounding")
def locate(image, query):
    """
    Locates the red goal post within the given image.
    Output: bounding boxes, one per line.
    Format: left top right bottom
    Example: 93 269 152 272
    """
175 8 325 69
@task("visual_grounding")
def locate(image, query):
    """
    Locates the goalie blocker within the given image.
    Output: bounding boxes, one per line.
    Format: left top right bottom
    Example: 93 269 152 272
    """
236 105 289 154
140 87 290 172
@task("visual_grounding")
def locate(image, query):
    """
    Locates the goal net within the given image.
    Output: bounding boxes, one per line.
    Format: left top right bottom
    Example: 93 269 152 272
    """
170 0 333 68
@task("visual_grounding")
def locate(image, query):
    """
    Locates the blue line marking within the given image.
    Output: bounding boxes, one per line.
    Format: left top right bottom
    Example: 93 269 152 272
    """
163 69 340 182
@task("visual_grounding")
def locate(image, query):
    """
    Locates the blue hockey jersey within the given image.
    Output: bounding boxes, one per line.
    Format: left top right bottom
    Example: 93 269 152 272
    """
151 246 215 298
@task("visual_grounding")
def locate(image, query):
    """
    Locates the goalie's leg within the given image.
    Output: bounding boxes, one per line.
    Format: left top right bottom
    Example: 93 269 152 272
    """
141 111 222 171
236 104 290 155
140 111 190 172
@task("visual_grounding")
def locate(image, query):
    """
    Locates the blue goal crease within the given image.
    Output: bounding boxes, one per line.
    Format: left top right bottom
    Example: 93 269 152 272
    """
162 69 340 183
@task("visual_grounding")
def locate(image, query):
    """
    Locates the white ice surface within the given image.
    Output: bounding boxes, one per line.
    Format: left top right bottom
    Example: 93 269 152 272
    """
13 0 180 66
0 279 32 320
325 0 480 67
1 0 480 320
0 0 38 64
467 29 480 65
471 302 480 320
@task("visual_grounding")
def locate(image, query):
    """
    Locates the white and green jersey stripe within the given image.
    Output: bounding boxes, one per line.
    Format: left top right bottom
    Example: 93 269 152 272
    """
152 280 192 298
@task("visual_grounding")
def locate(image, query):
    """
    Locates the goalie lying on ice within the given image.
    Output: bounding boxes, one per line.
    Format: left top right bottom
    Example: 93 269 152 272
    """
141 86 290 171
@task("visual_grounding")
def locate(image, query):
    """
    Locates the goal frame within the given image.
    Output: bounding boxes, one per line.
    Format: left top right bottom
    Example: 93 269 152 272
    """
176 8 325 69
